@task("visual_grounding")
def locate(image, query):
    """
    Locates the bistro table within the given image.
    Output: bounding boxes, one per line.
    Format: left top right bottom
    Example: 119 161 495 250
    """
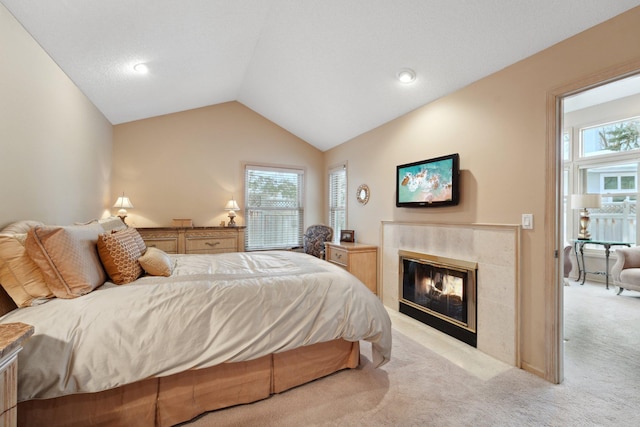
572 239 631 289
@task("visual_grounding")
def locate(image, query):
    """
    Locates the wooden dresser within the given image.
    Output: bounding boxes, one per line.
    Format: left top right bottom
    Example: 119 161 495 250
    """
324 242 378 294
136 226 245 254
0 322 34 426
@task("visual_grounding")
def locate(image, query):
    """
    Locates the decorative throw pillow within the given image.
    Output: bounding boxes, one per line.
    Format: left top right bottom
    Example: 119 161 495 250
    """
25 223 106 299
138 247 174 277
0 233 53 307
129 227 147 255
97 228 143 285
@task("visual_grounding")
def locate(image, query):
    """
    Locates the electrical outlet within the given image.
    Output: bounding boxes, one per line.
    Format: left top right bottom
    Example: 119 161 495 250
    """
522 214 533 230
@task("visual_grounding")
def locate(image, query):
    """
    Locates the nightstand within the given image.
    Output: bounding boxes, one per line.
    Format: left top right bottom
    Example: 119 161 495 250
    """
324 242 378 294
0 322 34 426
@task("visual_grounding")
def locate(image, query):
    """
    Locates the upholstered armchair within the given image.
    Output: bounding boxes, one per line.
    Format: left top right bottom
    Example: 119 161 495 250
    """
303 224 333 259
611 246 640 294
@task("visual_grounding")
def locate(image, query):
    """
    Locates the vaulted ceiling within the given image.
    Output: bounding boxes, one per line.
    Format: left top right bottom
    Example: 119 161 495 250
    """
3 1 640 151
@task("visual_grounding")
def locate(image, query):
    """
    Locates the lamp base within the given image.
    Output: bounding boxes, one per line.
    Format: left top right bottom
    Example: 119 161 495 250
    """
578 209 591 240
227 215 237 227
118 215 127 224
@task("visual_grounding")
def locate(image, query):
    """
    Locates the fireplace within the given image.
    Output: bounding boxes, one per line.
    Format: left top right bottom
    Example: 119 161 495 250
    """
399 250 478 347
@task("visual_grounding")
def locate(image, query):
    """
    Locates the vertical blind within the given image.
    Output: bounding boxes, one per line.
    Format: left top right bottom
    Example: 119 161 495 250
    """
329 164 347 236
244 164 305 251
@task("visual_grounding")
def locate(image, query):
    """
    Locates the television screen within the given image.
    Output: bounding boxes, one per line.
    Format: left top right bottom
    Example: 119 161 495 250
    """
396 153 460 207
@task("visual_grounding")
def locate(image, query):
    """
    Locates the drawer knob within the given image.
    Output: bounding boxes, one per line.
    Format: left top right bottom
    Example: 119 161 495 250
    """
205 241 220 247
336 253 342 259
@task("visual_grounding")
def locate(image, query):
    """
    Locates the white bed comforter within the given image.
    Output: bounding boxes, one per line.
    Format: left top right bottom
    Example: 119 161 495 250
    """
0 251 391 401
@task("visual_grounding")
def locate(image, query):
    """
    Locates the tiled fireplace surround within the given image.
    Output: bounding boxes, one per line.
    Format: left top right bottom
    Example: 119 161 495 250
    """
381 221 520 366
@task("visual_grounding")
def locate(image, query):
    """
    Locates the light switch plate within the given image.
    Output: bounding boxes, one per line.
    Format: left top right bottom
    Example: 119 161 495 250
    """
522 214 533 230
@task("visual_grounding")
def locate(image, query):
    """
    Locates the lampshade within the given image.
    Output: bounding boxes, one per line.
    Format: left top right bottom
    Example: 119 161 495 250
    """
113 195 134 210
571 194 601 210
224 199 240 211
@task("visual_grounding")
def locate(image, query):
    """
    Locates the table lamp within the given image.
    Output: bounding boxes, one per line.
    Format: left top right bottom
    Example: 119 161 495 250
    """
113 192 134 224
571 194 601 240
224 198 240 227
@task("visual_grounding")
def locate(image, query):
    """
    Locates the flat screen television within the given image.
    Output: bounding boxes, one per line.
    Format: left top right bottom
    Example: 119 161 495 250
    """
396 153 460 207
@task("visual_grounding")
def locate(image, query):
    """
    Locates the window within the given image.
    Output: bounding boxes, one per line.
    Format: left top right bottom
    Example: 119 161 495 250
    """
600 173 636 193
244 165 304 251
328 164 347 236
581 117 640 157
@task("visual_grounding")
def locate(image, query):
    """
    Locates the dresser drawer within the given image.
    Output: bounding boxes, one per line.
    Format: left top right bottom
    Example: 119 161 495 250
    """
327 247 348 267
186 237 237 254
137 227 244 255
143 238 178 254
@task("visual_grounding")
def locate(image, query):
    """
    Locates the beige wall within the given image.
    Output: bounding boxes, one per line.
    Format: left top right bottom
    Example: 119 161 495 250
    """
325 7 640 379
0 5 112 228
112 102 324 228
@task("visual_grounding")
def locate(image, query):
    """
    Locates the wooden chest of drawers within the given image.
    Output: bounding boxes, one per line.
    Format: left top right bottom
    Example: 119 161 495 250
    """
324 242 378 294
136 227 245 254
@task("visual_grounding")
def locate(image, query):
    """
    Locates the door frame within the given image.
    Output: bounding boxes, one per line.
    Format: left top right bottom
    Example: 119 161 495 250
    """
545 58 640 384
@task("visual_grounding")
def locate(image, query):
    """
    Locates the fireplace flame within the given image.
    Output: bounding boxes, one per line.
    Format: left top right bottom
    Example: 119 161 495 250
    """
417 274 462 298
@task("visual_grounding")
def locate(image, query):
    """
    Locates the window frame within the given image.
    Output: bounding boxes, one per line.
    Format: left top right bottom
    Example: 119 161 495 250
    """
243 163 305 251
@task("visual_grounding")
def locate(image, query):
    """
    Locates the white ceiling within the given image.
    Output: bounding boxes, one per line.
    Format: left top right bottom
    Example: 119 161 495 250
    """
3 0 640 151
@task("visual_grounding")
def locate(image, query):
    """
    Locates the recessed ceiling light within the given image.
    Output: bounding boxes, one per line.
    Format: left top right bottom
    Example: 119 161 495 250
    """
133 63 149 74
397 68 416 84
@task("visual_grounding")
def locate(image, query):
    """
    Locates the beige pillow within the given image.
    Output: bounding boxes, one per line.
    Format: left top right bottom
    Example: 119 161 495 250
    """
0 233 53 307
1 220 44 235
98 216 128 233
138 247 174 277
26 223 106 299
97 228 143 285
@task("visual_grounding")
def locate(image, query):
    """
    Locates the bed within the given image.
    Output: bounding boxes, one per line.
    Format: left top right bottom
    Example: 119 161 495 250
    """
0 220 391 426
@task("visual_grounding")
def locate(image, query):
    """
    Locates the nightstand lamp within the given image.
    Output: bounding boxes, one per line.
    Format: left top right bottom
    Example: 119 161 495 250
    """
113 192 134 224
224 198 240 227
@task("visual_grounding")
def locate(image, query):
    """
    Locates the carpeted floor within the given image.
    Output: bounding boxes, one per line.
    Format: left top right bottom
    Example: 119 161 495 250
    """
184 281 640 426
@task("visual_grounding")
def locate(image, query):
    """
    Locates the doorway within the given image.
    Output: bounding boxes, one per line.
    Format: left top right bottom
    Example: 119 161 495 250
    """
552 70 640 383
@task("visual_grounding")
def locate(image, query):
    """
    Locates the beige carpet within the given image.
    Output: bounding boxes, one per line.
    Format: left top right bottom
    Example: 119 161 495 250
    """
183 282 640 426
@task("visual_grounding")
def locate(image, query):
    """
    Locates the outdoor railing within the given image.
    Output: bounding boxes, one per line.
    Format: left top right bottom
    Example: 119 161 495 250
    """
589 200 637 244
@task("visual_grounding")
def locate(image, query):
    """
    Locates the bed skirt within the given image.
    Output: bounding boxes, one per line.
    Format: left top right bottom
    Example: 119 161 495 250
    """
17 339 360 427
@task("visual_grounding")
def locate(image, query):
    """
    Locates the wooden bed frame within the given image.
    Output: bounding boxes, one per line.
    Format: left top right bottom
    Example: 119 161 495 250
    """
0 288 360 426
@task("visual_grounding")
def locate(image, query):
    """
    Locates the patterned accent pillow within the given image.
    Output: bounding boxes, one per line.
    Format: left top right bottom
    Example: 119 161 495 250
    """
0 233 54 307
138 247 174 277
26 223 106 298
97 228 143 285
129 228 147 255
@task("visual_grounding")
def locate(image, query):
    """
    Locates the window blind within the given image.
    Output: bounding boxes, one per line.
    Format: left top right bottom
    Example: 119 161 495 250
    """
244 164 304 251
329 164 347 236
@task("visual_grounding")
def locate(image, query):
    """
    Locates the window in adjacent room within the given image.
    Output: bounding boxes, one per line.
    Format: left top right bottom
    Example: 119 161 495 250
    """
581 117 640 157
244 164 305 251
565 114 640 244
328 163 347 237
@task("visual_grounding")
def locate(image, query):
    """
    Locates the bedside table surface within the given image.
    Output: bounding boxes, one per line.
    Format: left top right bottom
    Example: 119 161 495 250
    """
0 322 34 359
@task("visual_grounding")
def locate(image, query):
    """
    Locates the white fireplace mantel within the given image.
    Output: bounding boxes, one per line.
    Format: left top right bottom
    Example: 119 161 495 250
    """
380 221 521 366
